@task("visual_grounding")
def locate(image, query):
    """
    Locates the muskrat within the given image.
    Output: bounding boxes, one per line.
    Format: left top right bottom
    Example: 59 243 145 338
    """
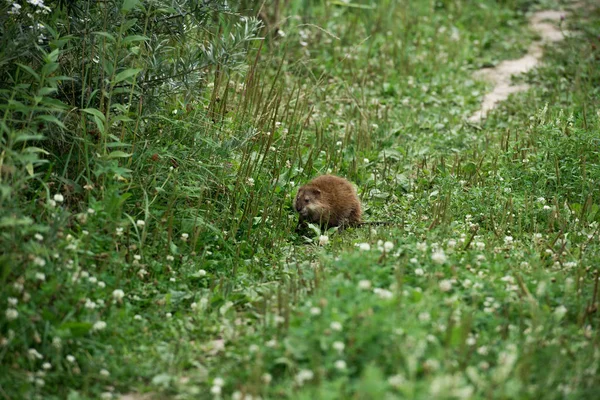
294 175 362 231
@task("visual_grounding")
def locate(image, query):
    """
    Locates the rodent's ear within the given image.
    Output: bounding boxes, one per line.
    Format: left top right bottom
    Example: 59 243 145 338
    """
312 188 321 197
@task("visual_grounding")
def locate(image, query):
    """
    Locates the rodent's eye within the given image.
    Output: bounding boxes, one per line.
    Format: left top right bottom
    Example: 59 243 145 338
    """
305 197 310 203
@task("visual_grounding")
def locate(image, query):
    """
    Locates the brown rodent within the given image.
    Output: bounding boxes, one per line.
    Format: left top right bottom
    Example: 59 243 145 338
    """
294 175 362 231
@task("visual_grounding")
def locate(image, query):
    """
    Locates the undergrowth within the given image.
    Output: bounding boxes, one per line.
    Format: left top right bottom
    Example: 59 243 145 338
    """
1 0 599 399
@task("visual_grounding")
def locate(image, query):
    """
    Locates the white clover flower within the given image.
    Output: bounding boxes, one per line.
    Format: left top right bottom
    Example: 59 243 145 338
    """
334 360 347 370
42 362 51 370
410 257 418 264
319 235 329 246
198 269 207 277
295 369 314 385
28 348 43 360
210 386 221 395
332 341 345 352
136 220 145 228
53 193 64 203
133 255 141 261
34 233 43 241
166 312 172 318
373 288 394 299
35 272 46 281
358 243 371 251
98 281 106 288
439 280 452 292
84 299 96 309
330 321 343 331
447 239 457 249
166 255 174 261
134 315 142 320
310 307 321 316
431 249 447 265
247 177 255 187
475 241 485 250
418 312 431 322
415 268 424 276
504 236 514 245
92 321 107 331
466 336 476 346
477 346 489 355
416 241 428 252
33 257 46 267
543 205 552 210
8 297 17 306
112 289 125 301
536 197 546 204
358 280 372 290
262 373 272 384
383 241 394 252
115 227 124 236
66 355 76 363
181 233 189 241
213 377 224 387
554 305 567 319
6 309 19 321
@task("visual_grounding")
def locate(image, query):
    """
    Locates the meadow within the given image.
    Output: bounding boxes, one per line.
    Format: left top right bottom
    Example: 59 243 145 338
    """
1 0 599 398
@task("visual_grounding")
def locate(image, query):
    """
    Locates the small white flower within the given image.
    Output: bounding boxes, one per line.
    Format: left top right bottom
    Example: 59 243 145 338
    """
166 312 172 318
166 255 174 261
334 360 347 370
33 257 46 267
198 269 207 277
34 233 43 241
8 297 17 306
475 241 485 250
543 205 552 210
418 312 431 322
415 268 424 276
295 369 314 385
42 362 51 370
373 288 394 299
112 289 125 301
92 321 107 331
554 305 567 319
447 239 457 249
190 302 198 310
504 236 514 245
213 377 224 387
388 374 405 388
134 315 142 320
100 393 112 400
383 241 394 252
416 241 428 252
98 281 106 288
133 255 141 261
115 227 124 236
53 193 64 203
319 235 329 246
181 233 189 241
28 348 43 360
35 272 46 281
84 299 96 309
310 307 321 316
477 346 489 355
247 177 255 187
48 199 56 207
5 309 18 321
210 385 221 395
438 280 452 292
262 373 272 384
358 243 370 251
358 280 372 290
66 355 76 363
332 341 345 352
136 220 145 228
431 249 447 265
330 321 343 331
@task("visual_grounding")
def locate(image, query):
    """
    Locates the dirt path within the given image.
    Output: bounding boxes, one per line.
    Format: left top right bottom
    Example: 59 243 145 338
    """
468 10 568 123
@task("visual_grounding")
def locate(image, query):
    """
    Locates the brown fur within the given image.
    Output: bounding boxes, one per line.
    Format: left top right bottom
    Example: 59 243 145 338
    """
294 175 362 230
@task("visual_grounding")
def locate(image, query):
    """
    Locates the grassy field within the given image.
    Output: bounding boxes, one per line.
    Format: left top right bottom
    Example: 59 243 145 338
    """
1 0 600 399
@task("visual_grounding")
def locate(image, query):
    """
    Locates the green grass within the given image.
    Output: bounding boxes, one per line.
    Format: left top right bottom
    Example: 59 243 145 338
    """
1 0 600 399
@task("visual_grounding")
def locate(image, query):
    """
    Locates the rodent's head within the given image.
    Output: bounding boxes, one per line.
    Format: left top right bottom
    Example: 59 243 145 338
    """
294 186 322 217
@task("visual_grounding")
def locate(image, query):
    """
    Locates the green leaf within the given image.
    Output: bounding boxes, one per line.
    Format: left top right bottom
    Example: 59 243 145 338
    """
92 32 116 42
59 322 93 337
36 114 65 128
121 0 140 13
81 107 106 123
16 63 40 82
105 151 132 159
123 35 150 45
114 68 142 84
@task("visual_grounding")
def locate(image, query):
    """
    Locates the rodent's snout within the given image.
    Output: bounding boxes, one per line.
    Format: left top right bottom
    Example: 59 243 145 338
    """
295 201 302 212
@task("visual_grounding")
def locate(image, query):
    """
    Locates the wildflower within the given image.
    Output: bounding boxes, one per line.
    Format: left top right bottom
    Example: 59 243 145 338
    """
388 374 405 388
166 312 172 318
439 280 452 292
28 348 43 360
358 280 372 290
330 321 343 331
383 241 394 252
504 236 514 245
42 363 52 370
210 385 221 395
66 355 76 363
8 3 21 14
5 309 18 321
447 239 457 249
310 307 321 316
181 233 189 241
100 393 112 400
112 289 125 301
374 288 394 299
262 373 272 384
33 257 46 267
92 321 107 331
554 305 567 319
416 241 428 252
84 299 96 309
166 255 174 261
332 341 345 352
98 281 106 288
543 205 552 210
334 360 347 370
35 272 46 281
319 235 329 246
247 177 255 187
415 268 424 276
431 249 447 265
295 369 314 385
53 193 64 203
133 255 141 261
198 269 207 277
477 346 489 355
115 227 124 236
418 312 431 322
475 241 485 250
34 233 43 241
134 315 142 320
358 243 370 251
136 220 145 228
213 377 224 387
